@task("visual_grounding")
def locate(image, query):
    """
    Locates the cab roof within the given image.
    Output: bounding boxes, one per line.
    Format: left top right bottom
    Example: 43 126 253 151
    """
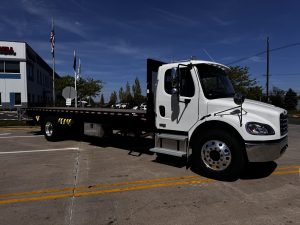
163 59 229 70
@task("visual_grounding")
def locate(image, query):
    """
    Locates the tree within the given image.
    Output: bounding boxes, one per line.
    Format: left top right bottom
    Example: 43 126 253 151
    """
227 66 263 100
55 75 74 93
55 75 76 106
284 88 297 110
77 77 103 100
109 91 118 105
132 77 145 105
124 81 133 104
270 86 285 108
55 75 103 106
119 87 125 103
100 94 105 106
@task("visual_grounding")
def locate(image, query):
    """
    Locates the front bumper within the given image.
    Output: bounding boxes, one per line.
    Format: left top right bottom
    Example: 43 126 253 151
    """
245 136 288 162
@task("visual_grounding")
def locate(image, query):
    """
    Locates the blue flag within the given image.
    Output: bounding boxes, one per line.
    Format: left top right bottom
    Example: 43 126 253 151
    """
73 50 76 71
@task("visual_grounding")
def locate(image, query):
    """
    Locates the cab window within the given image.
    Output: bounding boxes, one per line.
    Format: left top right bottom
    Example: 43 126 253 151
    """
179 67 194 97
164 67 195 97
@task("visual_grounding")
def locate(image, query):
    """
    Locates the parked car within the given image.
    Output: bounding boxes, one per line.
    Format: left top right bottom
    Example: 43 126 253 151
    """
121 103 129 109
114 103 121 109
140 103 147 110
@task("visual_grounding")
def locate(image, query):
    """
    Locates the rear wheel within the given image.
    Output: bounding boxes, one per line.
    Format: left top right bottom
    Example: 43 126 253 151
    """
43 118 60 141
192 130 245 180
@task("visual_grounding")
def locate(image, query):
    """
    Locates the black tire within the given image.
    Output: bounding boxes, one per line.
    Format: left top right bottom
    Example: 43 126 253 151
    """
192 130 245 180
43 118 60 141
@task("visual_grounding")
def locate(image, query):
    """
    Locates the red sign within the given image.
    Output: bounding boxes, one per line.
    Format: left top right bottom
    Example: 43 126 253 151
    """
0 46 16 56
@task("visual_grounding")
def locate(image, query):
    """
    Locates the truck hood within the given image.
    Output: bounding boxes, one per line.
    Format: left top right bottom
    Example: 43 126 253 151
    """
207 98 286 123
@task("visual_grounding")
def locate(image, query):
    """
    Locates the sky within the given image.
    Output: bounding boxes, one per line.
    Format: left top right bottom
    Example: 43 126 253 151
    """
1 0 300 100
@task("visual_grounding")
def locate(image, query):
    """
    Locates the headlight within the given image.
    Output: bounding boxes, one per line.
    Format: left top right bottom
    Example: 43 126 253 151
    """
245 122 275 135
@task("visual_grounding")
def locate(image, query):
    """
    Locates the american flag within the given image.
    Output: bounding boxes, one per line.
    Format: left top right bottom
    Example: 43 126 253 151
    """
50 21 55 57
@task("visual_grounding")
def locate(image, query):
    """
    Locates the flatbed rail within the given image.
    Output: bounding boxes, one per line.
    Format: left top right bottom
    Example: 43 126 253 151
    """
25 107 146 118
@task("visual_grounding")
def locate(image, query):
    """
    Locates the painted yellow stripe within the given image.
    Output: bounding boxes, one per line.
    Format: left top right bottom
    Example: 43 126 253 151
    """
0 187 74 198
0 175 199 198
0 165 299 199
0 193 74 205
275 166 300 170
0 167 299 205
0 178 213 205
73 178 214 197
272 170 300 175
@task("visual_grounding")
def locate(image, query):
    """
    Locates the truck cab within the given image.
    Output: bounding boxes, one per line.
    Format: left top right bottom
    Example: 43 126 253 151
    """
149 59 288 179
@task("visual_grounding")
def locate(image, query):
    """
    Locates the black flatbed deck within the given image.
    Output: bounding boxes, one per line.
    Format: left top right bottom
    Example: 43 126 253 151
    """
25 107 150 131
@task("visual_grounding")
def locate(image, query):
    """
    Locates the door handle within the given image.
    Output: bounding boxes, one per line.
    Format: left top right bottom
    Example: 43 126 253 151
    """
184 98 191 104
179 98 191 104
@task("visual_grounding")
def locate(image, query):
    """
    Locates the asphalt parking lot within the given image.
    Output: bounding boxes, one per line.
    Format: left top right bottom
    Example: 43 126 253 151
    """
0 125 299 225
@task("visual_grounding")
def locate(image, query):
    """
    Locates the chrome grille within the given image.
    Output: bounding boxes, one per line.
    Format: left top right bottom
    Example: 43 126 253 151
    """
280 113 288 135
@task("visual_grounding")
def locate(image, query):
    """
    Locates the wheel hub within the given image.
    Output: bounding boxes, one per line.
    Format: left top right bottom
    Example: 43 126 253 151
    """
210 150 220 161
201 140 232 171
45 122 53 137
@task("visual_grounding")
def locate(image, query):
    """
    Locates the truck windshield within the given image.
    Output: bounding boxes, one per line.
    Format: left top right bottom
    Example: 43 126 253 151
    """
196 64 235 99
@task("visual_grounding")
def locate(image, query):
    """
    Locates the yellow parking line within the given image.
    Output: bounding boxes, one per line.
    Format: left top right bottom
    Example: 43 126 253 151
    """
0 166 299 205
275 166 300 170
0 175 199 198
0 178 213 205
74 178 215 197
0 193 74 205
272 170 300 175
1 165 298 199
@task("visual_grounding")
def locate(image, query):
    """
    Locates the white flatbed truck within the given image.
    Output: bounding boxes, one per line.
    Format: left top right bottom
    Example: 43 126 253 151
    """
25 59 288 179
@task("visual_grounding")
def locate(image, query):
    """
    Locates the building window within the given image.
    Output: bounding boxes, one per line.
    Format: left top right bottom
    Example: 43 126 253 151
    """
0 92 2 106
14 93 21 105
27 63 34 81
5 61 20 73
0 61 4 72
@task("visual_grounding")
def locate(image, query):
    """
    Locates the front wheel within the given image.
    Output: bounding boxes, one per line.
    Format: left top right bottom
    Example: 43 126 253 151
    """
192 130 245 180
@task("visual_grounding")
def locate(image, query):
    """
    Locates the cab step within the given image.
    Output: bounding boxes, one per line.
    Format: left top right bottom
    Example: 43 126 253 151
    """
150 147 187 157
156 133 188 141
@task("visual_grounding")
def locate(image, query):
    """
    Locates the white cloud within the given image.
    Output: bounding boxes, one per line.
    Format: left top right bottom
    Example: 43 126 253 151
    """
217 37 241 45
212 16 234 26
153 8 198 26
249 56 264 63
20 0 89 39
0 16 29 37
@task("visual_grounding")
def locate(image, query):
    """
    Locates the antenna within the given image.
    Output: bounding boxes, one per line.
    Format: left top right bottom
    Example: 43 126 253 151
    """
266 37 270 102
203 49 215 62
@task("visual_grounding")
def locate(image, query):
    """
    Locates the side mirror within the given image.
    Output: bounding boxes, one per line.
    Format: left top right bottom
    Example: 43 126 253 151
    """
234 93 245 105
171 68 177 78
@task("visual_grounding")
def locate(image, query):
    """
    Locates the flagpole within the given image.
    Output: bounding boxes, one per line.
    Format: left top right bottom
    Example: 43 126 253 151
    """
78 58 81 107
74 50 77 108
53 51 55 106
75 70 77 108
51 19 56 106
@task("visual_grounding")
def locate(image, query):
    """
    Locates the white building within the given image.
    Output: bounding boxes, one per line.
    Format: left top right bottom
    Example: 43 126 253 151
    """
0 41 59 110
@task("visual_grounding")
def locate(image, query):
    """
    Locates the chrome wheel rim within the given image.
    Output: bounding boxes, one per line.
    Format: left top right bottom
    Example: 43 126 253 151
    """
201 140 232 171
45 122 53 137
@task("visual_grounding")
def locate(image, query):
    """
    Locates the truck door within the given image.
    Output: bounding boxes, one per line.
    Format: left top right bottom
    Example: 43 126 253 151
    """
156 65 199 132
